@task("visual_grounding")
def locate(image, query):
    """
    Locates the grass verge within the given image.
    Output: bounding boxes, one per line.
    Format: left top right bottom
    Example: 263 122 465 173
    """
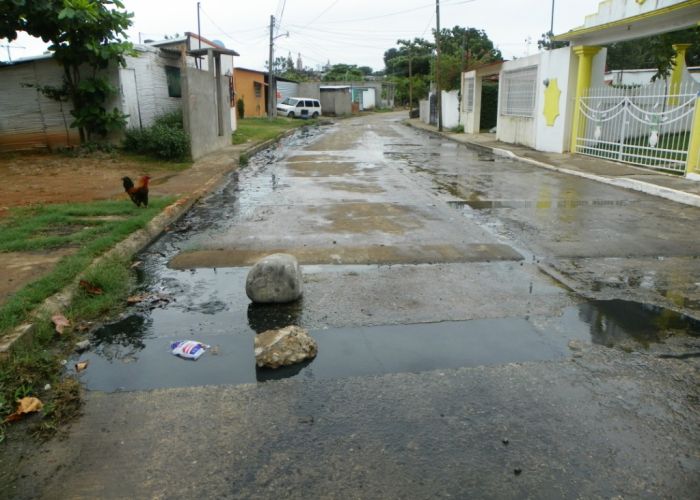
232 117 316 145
0 197 172 335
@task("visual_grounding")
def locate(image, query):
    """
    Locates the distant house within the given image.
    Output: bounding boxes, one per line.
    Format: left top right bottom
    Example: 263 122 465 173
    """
0 32 238 159
233 68 268 117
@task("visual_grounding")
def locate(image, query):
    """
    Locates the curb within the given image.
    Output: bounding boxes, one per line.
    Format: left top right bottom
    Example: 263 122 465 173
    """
404 121 700 209
0 128 297 357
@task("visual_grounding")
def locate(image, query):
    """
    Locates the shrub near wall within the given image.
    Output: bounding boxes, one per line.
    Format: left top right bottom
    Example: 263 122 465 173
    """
123 111 191 161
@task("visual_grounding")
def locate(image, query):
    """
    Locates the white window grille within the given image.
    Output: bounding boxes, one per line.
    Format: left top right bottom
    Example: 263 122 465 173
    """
464 77 475 112
501 66 537 117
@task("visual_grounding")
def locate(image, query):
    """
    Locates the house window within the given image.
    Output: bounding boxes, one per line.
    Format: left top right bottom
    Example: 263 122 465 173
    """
254 81 262 97
464 77 475 112
501 66 537 117
165 66 181 98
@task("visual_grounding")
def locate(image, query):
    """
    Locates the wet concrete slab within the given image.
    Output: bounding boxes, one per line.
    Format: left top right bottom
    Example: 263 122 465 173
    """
169 243 522 267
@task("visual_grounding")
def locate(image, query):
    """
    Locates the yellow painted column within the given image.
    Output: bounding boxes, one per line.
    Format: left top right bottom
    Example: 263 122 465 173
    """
686 94 700 178
669 43 691 105
569 46 601 153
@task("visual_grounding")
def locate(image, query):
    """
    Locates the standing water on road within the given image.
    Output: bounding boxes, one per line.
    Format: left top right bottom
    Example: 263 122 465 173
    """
74 123 700 392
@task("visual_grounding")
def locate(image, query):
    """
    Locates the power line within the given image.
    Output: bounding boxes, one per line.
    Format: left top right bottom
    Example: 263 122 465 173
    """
304 0 341 28
312 0 476 26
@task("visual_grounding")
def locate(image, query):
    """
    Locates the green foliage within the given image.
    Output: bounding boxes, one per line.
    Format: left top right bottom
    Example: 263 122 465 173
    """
538 31 568 51
0 198 173 334
605 26 700 80
384 38 435 78
239 153 249 167
231 117 310 145
123 111 190 161
237 98 245 119
385 27 502 100
480 82 498 131
1 0 135 142
451 124 464 133
323 64 365 81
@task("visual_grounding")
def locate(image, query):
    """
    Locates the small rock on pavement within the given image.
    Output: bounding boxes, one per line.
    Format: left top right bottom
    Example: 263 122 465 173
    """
246 253 303 304
254 325 317 369
75 340 90 353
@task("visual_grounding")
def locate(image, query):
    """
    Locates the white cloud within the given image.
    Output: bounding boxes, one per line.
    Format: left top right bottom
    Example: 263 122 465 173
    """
2 0 602 70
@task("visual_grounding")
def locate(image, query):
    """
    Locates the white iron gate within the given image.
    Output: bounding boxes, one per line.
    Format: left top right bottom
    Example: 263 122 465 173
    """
575 81 699 173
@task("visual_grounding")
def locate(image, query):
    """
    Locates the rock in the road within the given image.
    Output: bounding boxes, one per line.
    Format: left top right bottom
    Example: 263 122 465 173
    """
246 253 303 303
254 325 317 369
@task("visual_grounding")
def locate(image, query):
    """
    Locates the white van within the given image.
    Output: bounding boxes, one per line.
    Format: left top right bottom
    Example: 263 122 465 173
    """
276 97 322 118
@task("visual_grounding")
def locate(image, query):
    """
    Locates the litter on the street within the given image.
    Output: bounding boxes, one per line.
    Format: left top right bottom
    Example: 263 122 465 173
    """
170 340 210 360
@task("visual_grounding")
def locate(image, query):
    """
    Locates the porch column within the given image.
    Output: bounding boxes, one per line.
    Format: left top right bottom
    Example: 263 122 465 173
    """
669 43 691 105
686 94 700 179
569 46 601 153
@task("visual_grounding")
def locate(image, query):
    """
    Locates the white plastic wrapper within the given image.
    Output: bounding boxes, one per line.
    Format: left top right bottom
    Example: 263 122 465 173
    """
170 340 210 360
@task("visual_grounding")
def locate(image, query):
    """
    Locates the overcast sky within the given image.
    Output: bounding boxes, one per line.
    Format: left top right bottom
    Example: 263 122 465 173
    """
2 0 602 70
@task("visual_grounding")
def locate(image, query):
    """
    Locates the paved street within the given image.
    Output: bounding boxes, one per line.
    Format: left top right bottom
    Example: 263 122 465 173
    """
3 112 699 499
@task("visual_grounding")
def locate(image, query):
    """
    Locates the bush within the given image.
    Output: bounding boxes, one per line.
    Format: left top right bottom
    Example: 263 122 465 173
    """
451 124 464 133
123 110 190 161
237 98 245 119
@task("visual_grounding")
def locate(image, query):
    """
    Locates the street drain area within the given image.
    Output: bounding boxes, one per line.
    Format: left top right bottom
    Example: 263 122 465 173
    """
75 298 699 392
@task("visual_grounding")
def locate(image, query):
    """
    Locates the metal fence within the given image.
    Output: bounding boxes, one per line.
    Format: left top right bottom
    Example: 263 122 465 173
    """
501 66 538 117
464 76 475 112
576 80 699 173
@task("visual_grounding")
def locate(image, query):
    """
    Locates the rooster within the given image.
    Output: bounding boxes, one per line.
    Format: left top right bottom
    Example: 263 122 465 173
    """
122 175 150 207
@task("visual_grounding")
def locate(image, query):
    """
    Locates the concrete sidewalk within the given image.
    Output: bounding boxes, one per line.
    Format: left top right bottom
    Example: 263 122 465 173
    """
406 119 700 208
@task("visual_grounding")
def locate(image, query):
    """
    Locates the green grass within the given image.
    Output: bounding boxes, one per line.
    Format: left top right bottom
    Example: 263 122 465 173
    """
0 197 173 335
232 117 315 145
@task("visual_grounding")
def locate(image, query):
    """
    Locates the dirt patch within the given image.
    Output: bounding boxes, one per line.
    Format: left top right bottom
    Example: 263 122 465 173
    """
307 203 426 234
169 243 523 268
286 161 359 177
324 181 386 193
0 249 77 304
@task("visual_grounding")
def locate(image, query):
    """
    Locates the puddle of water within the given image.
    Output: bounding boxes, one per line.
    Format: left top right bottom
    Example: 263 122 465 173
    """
576 299 700 347
448 200 634 210
78 317 561 392
76 297 700 392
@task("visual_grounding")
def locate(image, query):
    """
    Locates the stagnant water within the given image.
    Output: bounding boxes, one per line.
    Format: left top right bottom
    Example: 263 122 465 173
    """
73 126 700 392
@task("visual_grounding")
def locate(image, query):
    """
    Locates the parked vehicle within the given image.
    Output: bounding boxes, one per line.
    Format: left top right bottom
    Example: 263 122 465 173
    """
276 97 322 118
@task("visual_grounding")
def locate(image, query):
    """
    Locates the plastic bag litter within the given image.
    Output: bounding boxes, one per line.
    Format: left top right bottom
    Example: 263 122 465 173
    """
170 340 210 360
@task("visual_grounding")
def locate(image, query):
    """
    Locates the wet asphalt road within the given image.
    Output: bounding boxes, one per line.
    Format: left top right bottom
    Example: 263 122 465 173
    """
4 112 700 499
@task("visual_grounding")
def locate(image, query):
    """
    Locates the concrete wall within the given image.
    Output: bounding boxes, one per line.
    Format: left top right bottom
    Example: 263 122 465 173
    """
297 81 393 107
122 46 182 128
419 99 430 124
0 57 79 151
441 90 460 129
534 46 578 153
497 54 540 149
182 65 231 160
298 82 321 99
320 88 352 116
460 72 482 134
362 88 376 109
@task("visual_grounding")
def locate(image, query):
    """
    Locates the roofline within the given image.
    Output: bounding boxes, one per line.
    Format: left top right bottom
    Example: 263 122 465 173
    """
553 0 700 42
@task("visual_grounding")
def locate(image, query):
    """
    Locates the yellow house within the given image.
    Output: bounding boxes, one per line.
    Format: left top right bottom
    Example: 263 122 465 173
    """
234 68 267 118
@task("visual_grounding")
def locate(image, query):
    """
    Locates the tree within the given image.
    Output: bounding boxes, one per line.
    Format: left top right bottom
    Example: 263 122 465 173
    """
537 31 568 51
605 26 700 80
1 0 134 142
323 64 364 81
384 37 434 78
433 26 502 89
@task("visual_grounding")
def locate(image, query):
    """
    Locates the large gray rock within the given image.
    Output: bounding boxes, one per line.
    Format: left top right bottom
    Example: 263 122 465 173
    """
246 253 303 304
254 326 317 369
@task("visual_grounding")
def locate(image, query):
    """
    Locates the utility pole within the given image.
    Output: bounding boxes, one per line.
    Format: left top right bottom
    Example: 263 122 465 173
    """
435 0 442 131
550 0 555 34
268 15 275 119
408 47 413 110
197 2 201 49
